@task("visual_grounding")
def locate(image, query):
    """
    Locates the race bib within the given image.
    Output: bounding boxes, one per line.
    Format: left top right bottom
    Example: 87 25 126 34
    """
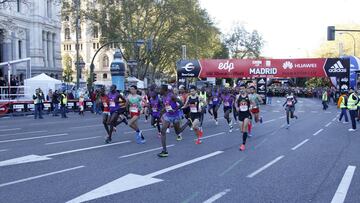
152 107 158 112
109 101 115 107
213 98 218 102
240 102 248 111
130 104 138 113
190 105 198 113
287 101 293 106
103 102 108 108
224 102 230 107
165 104 173 112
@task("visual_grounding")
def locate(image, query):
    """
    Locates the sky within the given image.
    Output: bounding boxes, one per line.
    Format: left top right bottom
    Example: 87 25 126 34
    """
199 0 360 58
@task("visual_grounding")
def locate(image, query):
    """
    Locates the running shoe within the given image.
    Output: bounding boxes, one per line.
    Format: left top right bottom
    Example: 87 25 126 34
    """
105 137 111 144
190 127 193 131
248 133 253 137
176 135 183 141
195 139 202 145
215 120 219 125
294 116 298 119
240 144 245 151
229 125 233 133
113 127 117 132
286 124 290 129
166 128 170 134
158 151 168 157
343 121 349 124
348 128 356 132
135 132 142 144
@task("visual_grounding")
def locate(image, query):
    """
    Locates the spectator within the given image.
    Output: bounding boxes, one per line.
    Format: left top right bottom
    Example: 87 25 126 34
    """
60 90 68 118
266 89 273 104
47 89 53 113
33 88 44 119
52 90 60 116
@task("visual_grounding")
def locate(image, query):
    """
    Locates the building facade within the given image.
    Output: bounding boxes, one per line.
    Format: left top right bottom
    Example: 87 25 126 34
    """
0 0 62 81
61 1 115 85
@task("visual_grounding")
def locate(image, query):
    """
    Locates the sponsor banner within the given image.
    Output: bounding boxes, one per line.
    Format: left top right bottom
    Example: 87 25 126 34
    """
177 58 350 79
256 78 267 105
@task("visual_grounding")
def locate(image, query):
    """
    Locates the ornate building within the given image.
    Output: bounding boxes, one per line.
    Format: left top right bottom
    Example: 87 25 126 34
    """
61 1 115 85
0 0 62 81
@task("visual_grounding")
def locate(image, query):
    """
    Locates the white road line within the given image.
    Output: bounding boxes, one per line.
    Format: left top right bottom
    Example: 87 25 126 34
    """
331 165 356 203
45 136 101 145
197 132 225 140
247 155 284 178
0 117 10 119
279 116 286 119
313 129 324 136
119 145 175 158
0 149 8 152
0 130 48 137
146 151 224 178
124 128 155 134
291 139 309 150
311 111 318 113
272 110 280 113
332 117 338 122
70 125 102 129
0 133 68 143
0 128 21 132
219 158 245 177
325 122 332 127
325 111 332 114
45 140 131 157
255 138 268 149
263 119 276 124
298 110 305 113
0 166 85 188
203 189 231 203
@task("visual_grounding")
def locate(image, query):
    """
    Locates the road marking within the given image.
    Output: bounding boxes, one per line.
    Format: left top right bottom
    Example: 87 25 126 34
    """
0 149 8 152
45 136 101 145
298 110 305 113
124 128 155 134
0 130 48 137
182 192 200 203
67 151 224 203
279 116 286 119
0 117 10 119
291 139 309 150
197 132 225 140
0 166 85 188
332 117 338 122
311 111 318 113
331 165 356 203
119 145 175 158
70 125 102 129
219 158 245 177
0 133 68 143
325 122 332 127
0 141 131 167
255 138 268 149
272 110 280 113
313 129 324 136
45 140 131 157
203 189 231 203
0 128 21 132
263 119 276 124
325 111 332 114
247 155 284 178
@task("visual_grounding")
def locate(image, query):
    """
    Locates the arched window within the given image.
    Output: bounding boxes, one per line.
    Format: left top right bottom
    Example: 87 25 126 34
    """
102 55 109 69
103 73 107 79
64 28 70 40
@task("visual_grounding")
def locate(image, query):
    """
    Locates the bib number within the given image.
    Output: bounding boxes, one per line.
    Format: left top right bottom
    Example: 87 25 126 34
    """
165 105 173 112
109 101 115 107
152 107 158 112
213 98 218 102
103 102 108 108
130 104 138 113
287 101 293 106
190 105 198 113
240 102 248 111
224 102 230 107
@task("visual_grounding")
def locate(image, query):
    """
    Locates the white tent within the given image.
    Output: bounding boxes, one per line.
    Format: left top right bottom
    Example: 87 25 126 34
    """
24 73 62 99
127 77 145 89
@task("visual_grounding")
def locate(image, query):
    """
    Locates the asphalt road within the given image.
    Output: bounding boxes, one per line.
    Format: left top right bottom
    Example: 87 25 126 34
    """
0 98 359 203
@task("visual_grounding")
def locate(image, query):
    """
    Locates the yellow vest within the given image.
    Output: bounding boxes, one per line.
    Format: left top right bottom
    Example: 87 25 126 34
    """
339 95 347 109
347 93 359 110
199 92 207 107
61 94 68 104
322 92 328 101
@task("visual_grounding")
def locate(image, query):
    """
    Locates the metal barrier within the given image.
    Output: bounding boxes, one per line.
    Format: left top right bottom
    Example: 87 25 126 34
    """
0 86 26 100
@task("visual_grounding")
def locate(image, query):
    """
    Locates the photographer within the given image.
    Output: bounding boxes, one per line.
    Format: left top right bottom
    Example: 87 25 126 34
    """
33 88 44 119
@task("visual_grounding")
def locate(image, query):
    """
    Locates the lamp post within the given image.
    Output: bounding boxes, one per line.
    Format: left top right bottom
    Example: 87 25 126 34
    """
75 0 81 90
339 32 356 56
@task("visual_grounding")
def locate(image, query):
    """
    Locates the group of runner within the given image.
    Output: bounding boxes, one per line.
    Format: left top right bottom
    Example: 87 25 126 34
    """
98 83 300 157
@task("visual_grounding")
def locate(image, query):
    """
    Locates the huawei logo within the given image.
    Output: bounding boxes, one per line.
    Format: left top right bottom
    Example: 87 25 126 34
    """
283 61 293 69
181 63 195 72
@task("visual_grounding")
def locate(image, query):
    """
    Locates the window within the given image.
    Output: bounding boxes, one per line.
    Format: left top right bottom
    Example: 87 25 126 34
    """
63 45 66 50
103 73 107 79
102 56 109 68
69 45 71 51
80 44 83 50
65 16 69 21
93 27 99 39
17 0 20 12
78 27 82 39
47 0 52 17
93 43 96 49
65 28 70 40
18 40 22 59
97 43 99 49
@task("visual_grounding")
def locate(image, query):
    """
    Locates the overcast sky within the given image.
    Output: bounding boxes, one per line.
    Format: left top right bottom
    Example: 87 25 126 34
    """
199 0 360 58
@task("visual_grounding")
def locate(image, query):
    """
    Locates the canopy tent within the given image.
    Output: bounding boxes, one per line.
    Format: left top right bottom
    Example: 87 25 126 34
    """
126 77 145 89
24 73 62 99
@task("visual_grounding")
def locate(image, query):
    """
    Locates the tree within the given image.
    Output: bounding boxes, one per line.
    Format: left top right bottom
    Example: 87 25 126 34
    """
62 0 223 81
224 23 264 59
213 42 229 59
62 55 73 82
305 77 331 88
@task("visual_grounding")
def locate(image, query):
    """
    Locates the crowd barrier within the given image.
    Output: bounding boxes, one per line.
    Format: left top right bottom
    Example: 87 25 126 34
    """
0 100 94 116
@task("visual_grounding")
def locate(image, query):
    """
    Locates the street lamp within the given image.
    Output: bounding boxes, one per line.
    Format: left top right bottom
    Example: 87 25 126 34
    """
339 32 356 56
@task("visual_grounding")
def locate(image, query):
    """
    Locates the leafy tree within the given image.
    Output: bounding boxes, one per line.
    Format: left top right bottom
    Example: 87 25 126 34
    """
224 23 264 59
305 77 331 88
62 55 73 82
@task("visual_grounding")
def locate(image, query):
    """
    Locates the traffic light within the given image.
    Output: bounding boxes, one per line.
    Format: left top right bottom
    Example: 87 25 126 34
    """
93 73 97 82
327 26 335 41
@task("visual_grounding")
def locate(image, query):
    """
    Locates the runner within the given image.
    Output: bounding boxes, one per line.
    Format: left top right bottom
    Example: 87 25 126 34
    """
235 84 252 151
105 85 125 143
158 84 183 157
127 85 146 144
248 86 263 124
283 92 298 129
141 90 150 123
208 87 221 125
221 88 235 132
149 90 163 138
100 88 111 141
182 86 204 144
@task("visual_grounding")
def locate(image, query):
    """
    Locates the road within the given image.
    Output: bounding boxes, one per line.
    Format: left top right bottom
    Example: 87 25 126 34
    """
0 98 359 203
